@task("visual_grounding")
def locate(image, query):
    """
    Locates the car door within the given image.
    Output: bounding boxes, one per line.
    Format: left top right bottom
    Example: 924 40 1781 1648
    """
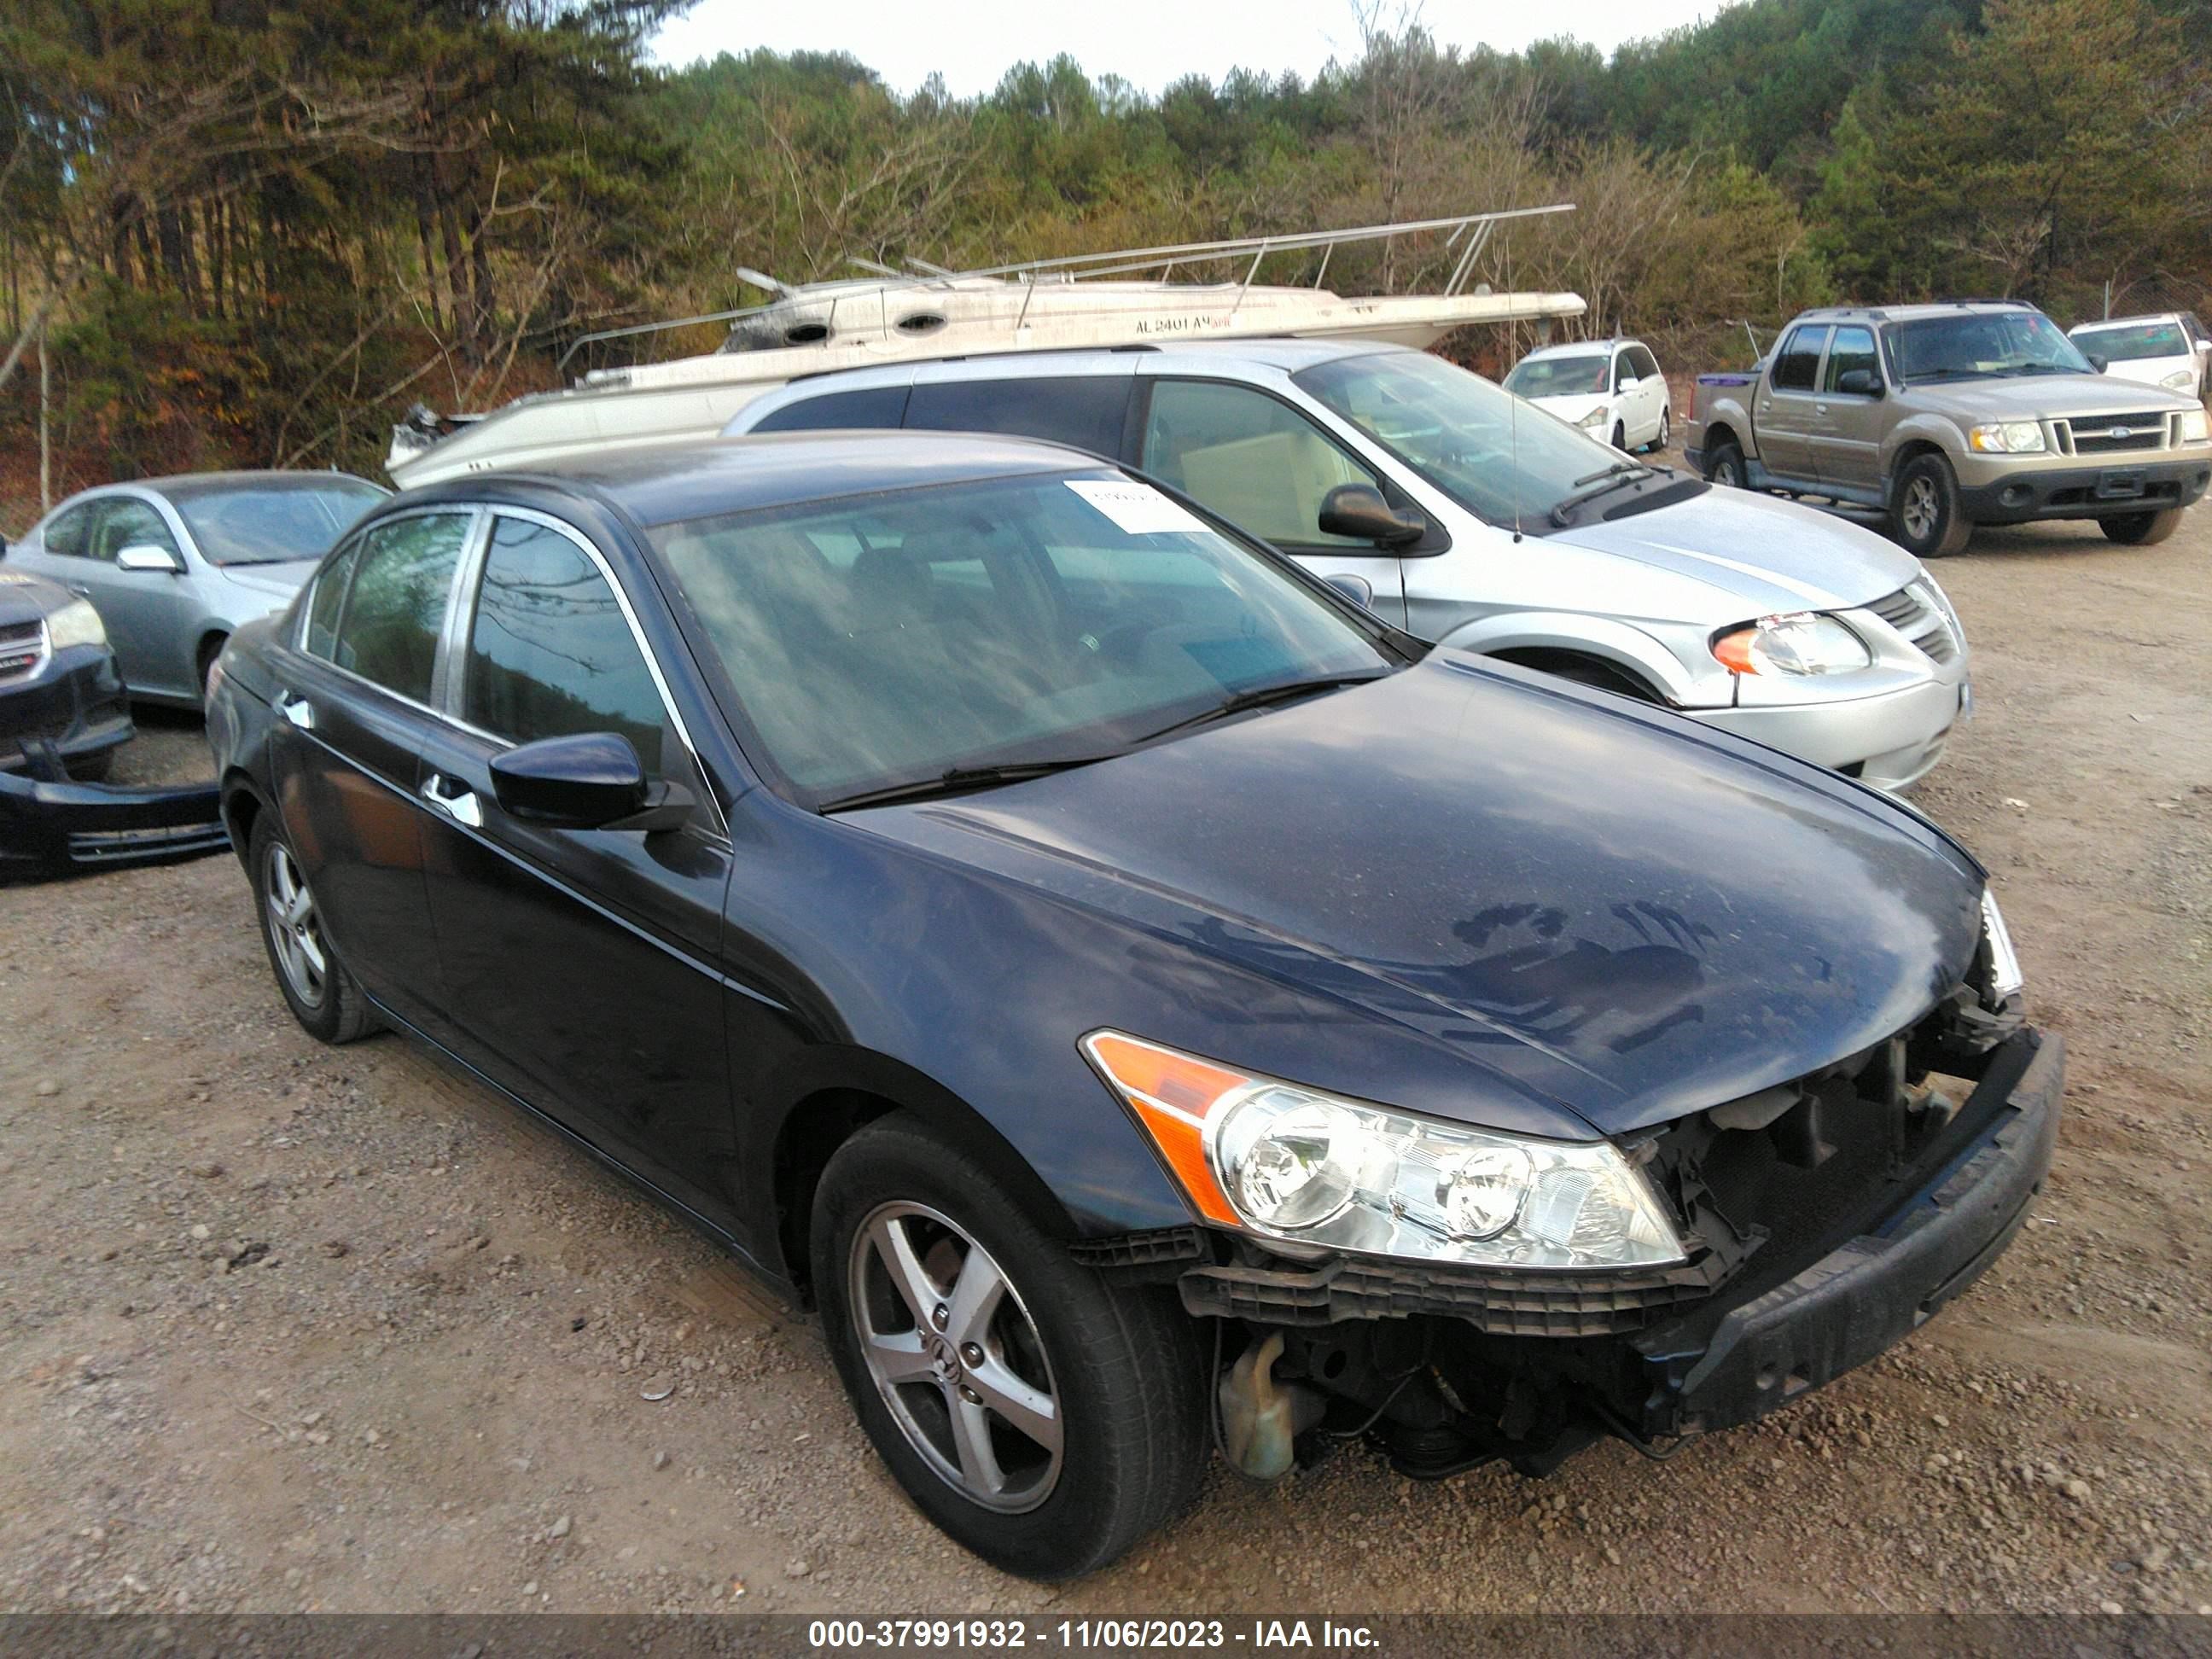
1755 324 1828 481
1807 324 1885 494
267 509 473 1033
1136 376 1410 624
410 508 735 1213
83 495 198 696
1633 346 1668 443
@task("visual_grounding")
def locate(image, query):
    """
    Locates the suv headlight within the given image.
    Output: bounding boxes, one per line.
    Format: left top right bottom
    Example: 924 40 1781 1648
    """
1577 405 1610 429
2161 370 2197 393
1980 889 2024 1001
45 599 108 651
2179 407 2209 444
1082 1032 1686 1271
1711 611 1871 676
1967 421 2046 454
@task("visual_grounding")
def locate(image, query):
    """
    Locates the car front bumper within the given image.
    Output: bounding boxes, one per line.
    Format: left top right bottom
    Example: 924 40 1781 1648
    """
0 643 133 771
1693 672 1968 792
1628 1025 2061 1438
1954 454 2211 524
0 746 229 880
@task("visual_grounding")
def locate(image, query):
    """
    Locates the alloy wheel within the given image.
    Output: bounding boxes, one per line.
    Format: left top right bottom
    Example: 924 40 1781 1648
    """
264 842 329 1009
847 1200 1062 1514
1901 475 1941 542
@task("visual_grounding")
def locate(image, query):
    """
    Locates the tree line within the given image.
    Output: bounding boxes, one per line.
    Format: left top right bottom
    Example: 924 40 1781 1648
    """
3 0 2208 514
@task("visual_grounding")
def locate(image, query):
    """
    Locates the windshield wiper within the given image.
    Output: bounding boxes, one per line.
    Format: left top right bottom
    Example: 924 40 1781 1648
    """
1139 672 1388 742
1550 462 1654 526
818 757 1112 813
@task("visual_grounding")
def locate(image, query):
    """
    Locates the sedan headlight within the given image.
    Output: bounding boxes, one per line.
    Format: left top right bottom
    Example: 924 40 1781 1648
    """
2161 370 2197 393
45 599 108 651
1980 889 2024 1001
1711 611 1871 676
1577 406 1610 429
1967 421 2046 454
2180 407 2209 444
1081 1032 1686 1271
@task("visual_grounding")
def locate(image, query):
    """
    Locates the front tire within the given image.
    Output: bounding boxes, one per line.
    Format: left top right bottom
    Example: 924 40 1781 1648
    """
198 635 229 708
1610 422 1627 451
1653 407 1671 452
812 1115 1208 1580
2098 507 2182 545
249 810 378 1045
1891 453 1973 558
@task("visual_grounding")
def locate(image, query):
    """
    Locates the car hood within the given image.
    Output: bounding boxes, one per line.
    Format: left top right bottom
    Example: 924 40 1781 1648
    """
1910 373 2197 418
218 560 318 601
1545 481 1922 613
853 655 1985 1138
1523 392 1610 423
2093 357 2193 387
0 568 77 626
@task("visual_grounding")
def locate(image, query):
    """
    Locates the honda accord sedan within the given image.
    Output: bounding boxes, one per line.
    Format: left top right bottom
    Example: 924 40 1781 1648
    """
207 432 2061 1580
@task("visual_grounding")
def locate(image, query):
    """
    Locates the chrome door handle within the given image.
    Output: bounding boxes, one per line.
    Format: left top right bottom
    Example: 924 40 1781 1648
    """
67 583 90 597
422 772 483 828
1815 403 1829 414
276 692 315 731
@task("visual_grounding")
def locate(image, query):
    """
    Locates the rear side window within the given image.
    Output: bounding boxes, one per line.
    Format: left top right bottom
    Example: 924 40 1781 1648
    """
304 541 361 660
463 516 668 775
332 513 469 701
1770 327 1826 393
904 376 1132 458
41 503 95 558
750 386 911 433
1141 379 1378 548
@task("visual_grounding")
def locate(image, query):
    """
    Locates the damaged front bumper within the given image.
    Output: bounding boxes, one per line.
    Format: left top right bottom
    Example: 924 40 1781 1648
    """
0 741 230 880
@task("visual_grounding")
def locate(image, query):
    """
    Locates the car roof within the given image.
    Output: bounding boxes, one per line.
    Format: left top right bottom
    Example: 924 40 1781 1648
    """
1791 300 2044 326
1516 339 1637 361
395 431 1111 528
64 470 387 503
2068 313 2183 331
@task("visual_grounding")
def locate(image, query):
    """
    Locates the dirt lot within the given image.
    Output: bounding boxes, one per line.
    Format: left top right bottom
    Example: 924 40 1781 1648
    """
2 504 2208 1618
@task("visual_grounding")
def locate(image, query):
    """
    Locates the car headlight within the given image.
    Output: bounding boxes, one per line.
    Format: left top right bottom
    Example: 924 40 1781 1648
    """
2179 407 2209 444
1967 421 2046 454
1577 406 1610 428
1980 889 2024 1001
45 599 108 651
1711 611 1871 676
1081 1032 1686 1271
2161 370 2197 393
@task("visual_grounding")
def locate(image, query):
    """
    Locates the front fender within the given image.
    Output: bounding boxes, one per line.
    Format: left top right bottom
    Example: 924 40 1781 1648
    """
1878 414 1968 481
1435 614 1716 708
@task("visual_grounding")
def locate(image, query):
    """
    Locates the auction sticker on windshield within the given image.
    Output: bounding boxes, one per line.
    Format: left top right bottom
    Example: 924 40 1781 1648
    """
1065 478 1209 536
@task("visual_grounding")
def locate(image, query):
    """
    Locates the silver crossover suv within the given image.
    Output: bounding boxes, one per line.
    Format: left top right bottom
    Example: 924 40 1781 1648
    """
725 341 1970 792
6 471 387 705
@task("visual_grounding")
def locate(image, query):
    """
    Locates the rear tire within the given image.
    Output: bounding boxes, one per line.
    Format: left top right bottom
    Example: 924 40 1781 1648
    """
2098 507 2182 545
1705 437 1746 488
1891 453 1973 558
812 1115 1208 1580
249 810 377 1045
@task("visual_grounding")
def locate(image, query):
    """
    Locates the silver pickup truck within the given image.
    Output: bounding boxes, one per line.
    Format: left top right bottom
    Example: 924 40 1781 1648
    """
1686 300 2212 556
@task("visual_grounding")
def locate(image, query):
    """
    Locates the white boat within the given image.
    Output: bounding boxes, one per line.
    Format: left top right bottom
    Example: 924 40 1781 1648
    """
387 207 1588 487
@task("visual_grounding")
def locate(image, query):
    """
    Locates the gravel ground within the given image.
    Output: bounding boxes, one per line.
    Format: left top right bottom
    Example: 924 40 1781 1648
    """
1 504 2208 1617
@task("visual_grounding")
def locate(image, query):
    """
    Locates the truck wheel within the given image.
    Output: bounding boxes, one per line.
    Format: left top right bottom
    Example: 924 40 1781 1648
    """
1705 438 1746 488
812 1115 1208 1580
2098 508 2182 545
1891 454 1972 558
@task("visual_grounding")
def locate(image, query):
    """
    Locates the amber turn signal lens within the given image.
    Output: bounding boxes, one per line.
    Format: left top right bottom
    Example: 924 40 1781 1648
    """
1080 1032 1247 1225
1711 628 1760 675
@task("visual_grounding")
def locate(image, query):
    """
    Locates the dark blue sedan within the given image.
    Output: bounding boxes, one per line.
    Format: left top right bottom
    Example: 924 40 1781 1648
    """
207 432 2061 1579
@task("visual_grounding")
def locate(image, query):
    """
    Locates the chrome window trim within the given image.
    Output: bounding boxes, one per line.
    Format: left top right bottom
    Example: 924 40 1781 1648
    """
447 504 730 841
298 505 483 725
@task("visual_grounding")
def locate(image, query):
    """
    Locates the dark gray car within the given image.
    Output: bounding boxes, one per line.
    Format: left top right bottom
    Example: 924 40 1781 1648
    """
6 472 387 705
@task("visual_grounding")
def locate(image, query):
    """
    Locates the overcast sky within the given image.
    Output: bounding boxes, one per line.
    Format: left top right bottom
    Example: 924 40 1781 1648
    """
651 0 1732 97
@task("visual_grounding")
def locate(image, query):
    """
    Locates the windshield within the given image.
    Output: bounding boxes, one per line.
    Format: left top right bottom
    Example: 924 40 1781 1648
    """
650 471 1394 806
177 480 387 566
1889 311 2093 382
1504 353 1610 398
2071 320 2189 362
1297 349 1638 527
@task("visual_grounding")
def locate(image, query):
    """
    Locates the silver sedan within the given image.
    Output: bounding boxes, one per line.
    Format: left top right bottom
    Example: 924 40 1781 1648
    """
3 471 387 705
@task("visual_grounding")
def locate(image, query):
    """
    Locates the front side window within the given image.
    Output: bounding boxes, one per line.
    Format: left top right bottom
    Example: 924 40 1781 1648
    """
92 498 181 562
651 470 1394 805
1503 354 1610 398
41 503 96 559
1632 346 1662 381
331 513 469 701
175 480 386 567
1141 379 1379 547
462 516 669 775
1890 311 2091 382
1770 327 1826 393
1297 348 1670 528
1823 327 1880 392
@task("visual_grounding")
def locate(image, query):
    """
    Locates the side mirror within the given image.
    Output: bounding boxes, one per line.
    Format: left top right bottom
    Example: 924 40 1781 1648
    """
116 543 184 573
488 731 692 831
1617 375 1641 392
2087 354 2110 374
1320 573 1375 608
1835 369 1883 398
1318 483 1425 548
